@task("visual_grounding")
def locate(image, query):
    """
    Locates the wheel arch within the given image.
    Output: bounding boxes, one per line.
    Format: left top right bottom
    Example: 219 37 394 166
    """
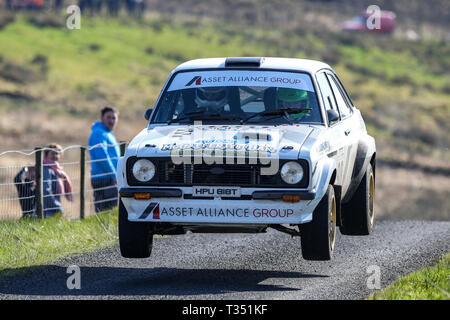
342 136 376 203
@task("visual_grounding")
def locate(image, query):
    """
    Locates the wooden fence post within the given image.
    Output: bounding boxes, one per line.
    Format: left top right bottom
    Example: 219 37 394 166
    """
34 147 43 219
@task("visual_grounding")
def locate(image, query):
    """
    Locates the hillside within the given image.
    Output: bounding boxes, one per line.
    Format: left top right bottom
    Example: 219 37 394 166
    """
0 13 448 161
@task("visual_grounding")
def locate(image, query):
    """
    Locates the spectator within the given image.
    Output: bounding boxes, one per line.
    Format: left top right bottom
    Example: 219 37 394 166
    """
54 0 63 11
88 106 120 212
91 0 103 14
107 0 120 16
133 0 144 19
125 0 133 14
78 0 86 13
79 0 92 14
14 165 35 218
42 143 73 217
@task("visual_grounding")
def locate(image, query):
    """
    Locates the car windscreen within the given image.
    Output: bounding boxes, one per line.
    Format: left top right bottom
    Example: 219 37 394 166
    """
151 70 323 124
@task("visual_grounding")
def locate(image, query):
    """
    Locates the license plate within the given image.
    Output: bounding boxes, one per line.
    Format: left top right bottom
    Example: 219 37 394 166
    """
193 186 241 198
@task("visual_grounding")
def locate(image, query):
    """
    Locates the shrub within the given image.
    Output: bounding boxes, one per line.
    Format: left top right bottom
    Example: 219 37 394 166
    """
27 13 64 28
0 61 40 84
0 12 15 30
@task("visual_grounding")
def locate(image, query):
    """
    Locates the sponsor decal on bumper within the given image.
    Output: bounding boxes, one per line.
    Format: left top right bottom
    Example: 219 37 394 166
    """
121 198 313 224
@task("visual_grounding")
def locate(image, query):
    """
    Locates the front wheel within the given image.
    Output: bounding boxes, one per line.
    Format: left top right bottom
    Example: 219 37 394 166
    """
299 184 336 261
118 198 153 258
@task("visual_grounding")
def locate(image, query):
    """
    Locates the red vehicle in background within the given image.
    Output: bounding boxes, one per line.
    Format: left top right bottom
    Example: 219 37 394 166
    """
7 0 45 10
342 10 396 33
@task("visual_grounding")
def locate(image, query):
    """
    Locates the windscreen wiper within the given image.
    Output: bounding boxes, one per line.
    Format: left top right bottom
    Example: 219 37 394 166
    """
240 108 312 124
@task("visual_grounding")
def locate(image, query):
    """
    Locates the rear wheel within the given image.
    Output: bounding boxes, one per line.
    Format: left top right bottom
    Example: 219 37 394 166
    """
340 164 375 235
118 198 153 258
299 184 336 261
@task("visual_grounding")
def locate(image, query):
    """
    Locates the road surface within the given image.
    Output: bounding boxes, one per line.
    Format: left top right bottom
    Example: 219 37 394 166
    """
0 220 448 300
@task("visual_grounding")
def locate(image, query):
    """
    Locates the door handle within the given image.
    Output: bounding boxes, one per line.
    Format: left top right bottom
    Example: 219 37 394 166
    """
344 129 351 136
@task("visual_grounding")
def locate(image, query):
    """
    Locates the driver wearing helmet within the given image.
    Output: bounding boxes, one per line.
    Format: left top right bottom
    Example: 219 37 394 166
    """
194 87 229 112
276 87 311 119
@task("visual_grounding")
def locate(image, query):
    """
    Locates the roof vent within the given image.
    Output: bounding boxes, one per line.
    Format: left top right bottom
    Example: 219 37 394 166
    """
225 57 264 68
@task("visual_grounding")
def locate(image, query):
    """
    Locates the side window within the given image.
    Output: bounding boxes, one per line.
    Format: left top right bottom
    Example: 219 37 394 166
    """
333 73 355 108
316 72 336 112
327 73 352 119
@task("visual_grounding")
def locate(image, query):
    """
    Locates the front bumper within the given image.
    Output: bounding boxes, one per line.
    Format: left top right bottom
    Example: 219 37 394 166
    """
120 188 316 224
119 188 316 200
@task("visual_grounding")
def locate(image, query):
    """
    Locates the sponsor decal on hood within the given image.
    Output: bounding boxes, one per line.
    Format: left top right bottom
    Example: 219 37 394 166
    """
136 124 314 159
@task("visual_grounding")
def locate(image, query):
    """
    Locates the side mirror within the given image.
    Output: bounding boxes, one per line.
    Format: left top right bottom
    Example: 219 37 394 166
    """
144 108 153 121
327 109 340 125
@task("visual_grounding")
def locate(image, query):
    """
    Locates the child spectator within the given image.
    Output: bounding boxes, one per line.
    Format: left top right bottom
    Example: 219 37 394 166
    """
42 144 73 217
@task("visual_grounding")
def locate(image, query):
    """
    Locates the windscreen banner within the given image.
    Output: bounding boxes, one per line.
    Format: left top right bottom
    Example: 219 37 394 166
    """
168 70 315 92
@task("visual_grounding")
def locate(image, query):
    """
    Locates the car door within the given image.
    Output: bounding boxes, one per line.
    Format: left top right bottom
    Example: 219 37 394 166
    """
325 72 359 197
315 71 347 188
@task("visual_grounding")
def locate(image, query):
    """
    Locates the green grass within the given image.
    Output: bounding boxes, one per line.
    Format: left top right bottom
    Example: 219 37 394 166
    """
0 210 118 278
369 253 450 300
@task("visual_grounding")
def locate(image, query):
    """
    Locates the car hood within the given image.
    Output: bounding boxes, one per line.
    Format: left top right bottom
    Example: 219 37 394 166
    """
133 124 316 159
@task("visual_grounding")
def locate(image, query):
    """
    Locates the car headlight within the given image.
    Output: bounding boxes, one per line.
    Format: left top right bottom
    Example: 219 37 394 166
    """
132 159 155 182
280 161 304 184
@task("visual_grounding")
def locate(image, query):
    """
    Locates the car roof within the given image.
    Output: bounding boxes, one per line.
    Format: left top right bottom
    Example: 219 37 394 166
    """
173 57 332 74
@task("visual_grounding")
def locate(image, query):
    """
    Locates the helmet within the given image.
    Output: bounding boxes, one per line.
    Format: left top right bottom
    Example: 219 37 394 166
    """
195 87 228 111
276 88 309 108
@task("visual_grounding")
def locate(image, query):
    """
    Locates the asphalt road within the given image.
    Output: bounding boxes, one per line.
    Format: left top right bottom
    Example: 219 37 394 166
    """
0 220 449 300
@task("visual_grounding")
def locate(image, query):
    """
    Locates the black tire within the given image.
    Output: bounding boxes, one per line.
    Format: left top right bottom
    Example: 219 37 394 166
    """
340 164 375 235
299 184 336 261
118 198 153 258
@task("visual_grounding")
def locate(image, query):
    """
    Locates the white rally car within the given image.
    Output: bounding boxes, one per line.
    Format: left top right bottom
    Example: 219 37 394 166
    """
117 57 376 261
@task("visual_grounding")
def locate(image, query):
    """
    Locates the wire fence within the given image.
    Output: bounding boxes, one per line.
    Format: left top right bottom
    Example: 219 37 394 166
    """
0 142 127 221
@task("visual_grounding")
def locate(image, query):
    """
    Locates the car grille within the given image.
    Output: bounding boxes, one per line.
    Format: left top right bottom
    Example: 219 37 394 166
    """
158 161 259 185
127 157 309 188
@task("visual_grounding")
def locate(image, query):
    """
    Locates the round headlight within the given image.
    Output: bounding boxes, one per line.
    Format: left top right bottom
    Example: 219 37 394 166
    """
280 161 304 184
132 159 155 182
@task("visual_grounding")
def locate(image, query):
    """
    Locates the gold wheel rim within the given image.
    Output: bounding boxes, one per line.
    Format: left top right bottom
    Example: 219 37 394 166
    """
369 173 375 226
329 195 336 251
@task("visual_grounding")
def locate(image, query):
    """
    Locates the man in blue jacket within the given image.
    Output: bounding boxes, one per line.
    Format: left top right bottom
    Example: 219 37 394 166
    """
88 106 121 212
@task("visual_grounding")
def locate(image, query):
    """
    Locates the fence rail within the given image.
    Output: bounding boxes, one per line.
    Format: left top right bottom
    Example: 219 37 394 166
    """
0 141 127 221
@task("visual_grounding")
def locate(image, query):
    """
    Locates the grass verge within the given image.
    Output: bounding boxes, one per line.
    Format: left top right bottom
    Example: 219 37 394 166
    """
369 253 450 300
0 210 118 278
